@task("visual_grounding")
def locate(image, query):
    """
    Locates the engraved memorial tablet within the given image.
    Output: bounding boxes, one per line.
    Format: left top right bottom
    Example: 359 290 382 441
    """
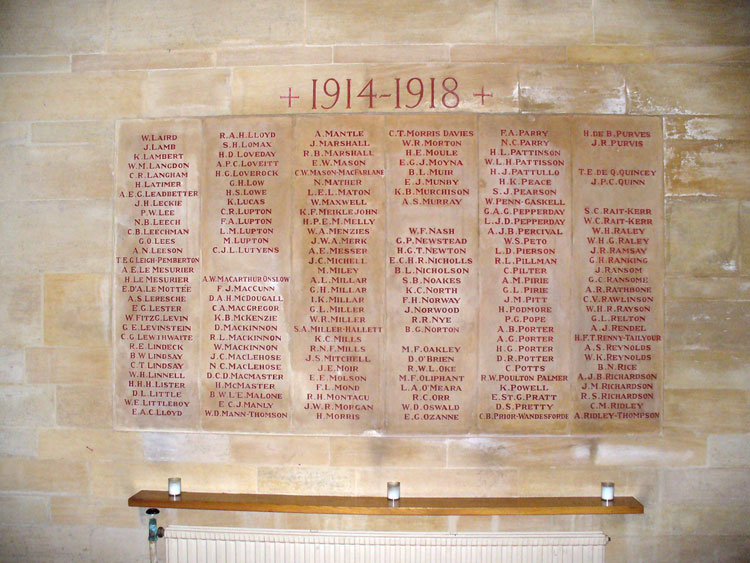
114 110 663 435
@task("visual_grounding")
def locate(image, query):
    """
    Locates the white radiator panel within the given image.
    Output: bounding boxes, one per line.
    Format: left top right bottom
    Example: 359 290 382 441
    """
165 526 609 563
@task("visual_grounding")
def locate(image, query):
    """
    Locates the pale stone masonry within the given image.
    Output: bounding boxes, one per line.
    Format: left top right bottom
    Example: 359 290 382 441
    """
0 1 749 561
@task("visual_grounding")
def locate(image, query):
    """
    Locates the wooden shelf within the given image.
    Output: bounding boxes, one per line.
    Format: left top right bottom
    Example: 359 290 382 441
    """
128 490 644 516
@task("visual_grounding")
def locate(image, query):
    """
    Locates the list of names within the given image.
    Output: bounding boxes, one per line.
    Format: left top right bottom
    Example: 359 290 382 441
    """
114 114 663 435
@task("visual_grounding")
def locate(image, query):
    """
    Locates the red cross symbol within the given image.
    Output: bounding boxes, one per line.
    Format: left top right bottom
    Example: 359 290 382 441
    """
473 86 493 105
280 87 299 108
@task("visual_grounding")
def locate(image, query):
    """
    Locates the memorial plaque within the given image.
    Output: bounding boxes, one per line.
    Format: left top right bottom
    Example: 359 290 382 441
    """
199 117 293 431
477 115 572 433
115 119 202 429
114 109 663 435
570 116 663 432
384 114 479 434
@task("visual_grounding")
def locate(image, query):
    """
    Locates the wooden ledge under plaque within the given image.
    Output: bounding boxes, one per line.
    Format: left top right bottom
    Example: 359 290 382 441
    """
128 490 644 516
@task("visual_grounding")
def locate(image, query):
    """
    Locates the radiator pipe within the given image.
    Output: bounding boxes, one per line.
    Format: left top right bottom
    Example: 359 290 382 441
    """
146 508 165 563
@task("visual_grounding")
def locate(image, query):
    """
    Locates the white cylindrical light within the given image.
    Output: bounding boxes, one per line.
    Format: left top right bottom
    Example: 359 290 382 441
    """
387 481 400 500
168 477 182 498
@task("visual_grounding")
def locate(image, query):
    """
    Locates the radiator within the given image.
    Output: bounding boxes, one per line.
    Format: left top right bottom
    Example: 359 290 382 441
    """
164 526 609 563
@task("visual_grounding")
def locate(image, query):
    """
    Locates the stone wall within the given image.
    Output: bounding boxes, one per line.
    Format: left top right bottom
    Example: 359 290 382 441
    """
1 1 748 561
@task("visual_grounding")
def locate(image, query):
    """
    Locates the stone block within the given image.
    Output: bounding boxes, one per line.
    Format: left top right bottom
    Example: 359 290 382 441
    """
450 45 566 63
458 514 542 533
0 55 70 73
666 140 750 197
217 46 331 67
666 300 750 351
496 0 593 44
0 524 92 562
667 198 738 275
0 201 112 274
662 467 750 505
666 278 750 301
0 275 42 347
655 46 750 63
662 506 750 536
56 385 113 428
519 65 626 113
173 509 247 528
230 435 330 466
665 349 750 389
109 0 304 51
39 429 142 461
44 274 110 347
51 496 141 527
707 434 750 467
258 466 355 495
627 65 750 115
91 460 257 497
595 0 750 45
593 435 705 466
0 458 88 493
447 437 593 467
0 385 54 427
0 0 107 55
355 468 518 497
665 117 750 141
0 144 113 200
664 390 750 433
0 428 37 457
571 509 663 540
334 45 449 64
31 121 113 144
142 432 231 463
741 202 750 274
330 437 446 467
0 72 145 121
240 512 281 529
26 347 110 385
0 494 49 525
0 348 24 383
328 514 448 532
91 527 152 562
144 69 231 117
276 512 449 532
519 468 659 505
453 515 498 532
0 122 27 145
307 0 495 44
73 51 213 72
498 515 574 533
566 45 654 64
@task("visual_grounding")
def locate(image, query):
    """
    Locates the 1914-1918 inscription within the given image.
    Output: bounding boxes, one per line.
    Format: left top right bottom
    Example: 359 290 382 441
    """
114 114 662 435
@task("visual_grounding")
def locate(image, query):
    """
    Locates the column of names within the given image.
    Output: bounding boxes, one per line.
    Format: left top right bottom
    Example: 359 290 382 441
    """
571 116 663 432
385 114 479 433
478 116 571 432
114 119 201 429
200 117 293 431
291 115 386 432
